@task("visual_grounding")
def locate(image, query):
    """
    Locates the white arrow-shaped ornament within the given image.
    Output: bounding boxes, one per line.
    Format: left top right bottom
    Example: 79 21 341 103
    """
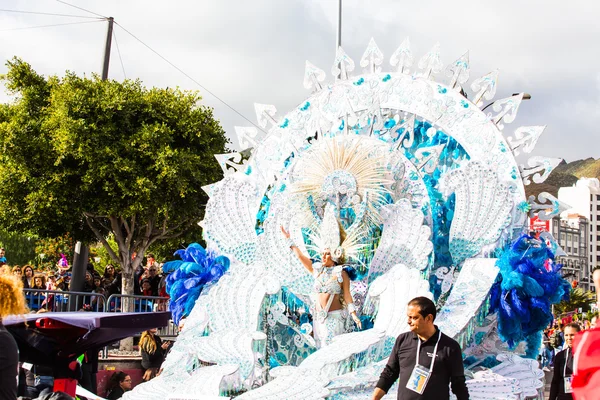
519 156 562 185
395 114 415 149
331 46 355 80
414 144 446 173
491 93 523 129
214 152 247 176
360 37 384 73
417 43 443 80
254 103 278 129
507 126 546 156
445 51 470 90
303 61 326 91
528 192 571 220
471 70 499 107
390 37 413 74
235 126 258 150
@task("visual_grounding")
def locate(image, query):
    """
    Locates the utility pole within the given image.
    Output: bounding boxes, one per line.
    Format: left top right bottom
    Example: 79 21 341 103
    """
335 0 342 51
335 0 342 80
70 17 114 308
101 17 114 81
335 0 342 52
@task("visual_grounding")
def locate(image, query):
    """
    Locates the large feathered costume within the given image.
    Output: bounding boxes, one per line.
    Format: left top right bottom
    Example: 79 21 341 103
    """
489 234 570 356
164 243 230 325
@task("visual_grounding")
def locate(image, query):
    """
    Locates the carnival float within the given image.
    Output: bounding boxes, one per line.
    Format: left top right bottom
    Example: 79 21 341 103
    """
123 38 571 400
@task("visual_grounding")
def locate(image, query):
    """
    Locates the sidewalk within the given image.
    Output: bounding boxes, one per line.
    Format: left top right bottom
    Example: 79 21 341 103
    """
544 367 553 398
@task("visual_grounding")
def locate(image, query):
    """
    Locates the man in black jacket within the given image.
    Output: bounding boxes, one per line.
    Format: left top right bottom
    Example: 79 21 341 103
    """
371 296 469 400
549 322 581 400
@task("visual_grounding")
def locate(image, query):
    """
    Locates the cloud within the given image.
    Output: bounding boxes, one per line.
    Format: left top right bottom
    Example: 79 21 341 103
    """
0 0 598 160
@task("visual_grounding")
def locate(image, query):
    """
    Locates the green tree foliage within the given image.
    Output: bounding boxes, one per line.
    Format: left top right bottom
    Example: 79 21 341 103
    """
0 229 37 266
89 235 119 275
34 233 75 272
554 287 596 315
0 58 228 295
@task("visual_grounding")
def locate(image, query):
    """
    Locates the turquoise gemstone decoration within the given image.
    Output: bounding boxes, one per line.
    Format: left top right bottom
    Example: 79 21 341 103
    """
382 74 391 82
279 118 289 128
300 101 310 111
517 201 531 213
353 77 365 86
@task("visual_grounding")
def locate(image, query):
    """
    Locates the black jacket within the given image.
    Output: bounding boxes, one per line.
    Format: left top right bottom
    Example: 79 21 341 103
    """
0 322 19 400
550 347 574 400
107 386 125 400
141 336 165 370
376 327 469 400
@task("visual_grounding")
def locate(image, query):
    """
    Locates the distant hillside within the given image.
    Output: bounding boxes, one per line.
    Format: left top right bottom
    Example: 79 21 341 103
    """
524 158 600 199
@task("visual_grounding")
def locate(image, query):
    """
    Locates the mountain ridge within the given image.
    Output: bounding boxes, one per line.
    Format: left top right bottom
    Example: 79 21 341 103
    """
524 157 600 199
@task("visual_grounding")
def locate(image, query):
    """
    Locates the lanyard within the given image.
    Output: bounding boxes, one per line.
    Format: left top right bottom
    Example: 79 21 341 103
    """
416 331 442 373
564 348 571 378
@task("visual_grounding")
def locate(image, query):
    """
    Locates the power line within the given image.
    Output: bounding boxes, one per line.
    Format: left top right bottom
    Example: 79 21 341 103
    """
0 8 102 19
0 19 104 32
55 0 107 19
114 22 266 134
113 29 127 79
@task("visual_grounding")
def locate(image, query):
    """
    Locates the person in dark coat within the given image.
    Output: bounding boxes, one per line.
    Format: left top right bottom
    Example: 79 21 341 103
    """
550 322 581 400
139 328 169 381
106 371 132 400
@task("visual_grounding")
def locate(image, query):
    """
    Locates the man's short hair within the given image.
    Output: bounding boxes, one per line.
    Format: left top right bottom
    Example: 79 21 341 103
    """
408 296 436 321
565 322 581 332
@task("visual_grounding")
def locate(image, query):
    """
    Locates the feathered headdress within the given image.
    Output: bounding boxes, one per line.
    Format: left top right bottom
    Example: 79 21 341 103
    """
290 136 390 264
305 203 367 265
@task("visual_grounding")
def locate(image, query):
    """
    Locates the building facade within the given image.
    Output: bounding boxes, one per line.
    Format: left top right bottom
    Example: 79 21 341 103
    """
558 177 600 291
530 213 591 291
551 215 590 291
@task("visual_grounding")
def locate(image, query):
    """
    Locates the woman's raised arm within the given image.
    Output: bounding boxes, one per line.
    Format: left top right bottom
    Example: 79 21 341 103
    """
280 226 313 274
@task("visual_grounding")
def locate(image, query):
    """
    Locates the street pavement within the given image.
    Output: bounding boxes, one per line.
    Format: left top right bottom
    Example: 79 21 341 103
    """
544 367 552 398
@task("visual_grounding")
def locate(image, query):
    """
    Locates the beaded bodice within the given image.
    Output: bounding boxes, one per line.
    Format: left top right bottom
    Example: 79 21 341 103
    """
313 263 343 294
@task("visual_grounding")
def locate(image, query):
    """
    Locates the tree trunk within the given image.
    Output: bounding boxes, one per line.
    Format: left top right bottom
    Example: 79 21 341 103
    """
85 214 173 351
118 244 148 351
119 258 135 351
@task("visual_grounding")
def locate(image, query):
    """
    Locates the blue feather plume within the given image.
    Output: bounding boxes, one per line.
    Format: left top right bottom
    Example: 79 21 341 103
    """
164 243 230 325
489 234 570 356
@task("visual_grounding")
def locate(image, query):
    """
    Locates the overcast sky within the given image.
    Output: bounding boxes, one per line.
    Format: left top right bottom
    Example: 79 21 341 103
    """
1 0 598 162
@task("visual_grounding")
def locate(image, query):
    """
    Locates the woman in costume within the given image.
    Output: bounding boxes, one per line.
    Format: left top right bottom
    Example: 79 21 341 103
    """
281 224 361 348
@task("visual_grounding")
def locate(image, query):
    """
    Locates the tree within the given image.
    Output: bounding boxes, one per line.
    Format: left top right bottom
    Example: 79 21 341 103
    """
0 58 228 298
0 229 37 266
554 287 596 315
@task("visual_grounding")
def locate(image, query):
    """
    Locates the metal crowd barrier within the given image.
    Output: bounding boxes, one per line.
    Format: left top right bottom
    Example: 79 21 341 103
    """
23 289 107 313
23 289 177 358
105 294 177 337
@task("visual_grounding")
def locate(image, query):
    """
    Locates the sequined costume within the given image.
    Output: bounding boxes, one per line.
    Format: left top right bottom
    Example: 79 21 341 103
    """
312 263 348 348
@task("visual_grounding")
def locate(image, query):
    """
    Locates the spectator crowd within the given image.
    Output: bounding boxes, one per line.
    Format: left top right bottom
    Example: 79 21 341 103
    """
1 248 170 313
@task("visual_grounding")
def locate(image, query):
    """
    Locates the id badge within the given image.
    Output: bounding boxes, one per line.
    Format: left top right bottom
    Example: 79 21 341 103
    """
564 376 573 393
406 364 431 394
